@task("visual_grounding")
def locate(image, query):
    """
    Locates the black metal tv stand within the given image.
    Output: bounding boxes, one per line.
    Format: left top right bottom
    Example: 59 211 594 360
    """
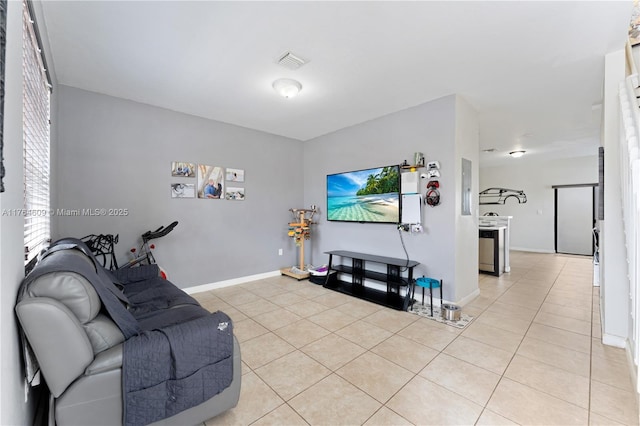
323 250 419 311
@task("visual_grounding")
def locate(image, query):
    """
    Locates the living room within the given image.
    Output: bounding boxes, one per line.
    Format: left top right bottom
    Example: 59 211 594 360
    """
2 1 638 425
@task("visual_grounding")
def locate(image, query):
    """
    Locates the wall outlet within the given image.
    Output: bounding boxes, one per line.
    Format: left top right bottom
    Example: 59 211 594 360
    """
278 248 283 256
411 224 423 233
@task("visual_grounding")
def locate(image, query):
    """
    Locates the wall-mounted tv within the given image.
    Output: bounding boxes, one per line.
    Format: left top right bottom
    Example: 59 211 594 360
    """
327 165 401 223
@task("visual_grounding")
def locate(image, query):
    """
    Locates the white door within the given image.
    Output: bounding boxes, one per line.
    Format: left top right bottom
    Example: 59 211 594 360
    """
556 186 594 255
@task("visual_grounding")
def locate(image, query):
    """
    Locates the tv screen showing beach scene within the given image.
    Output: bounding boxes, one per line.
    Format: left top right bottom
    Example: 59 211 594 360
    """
327 165 400 223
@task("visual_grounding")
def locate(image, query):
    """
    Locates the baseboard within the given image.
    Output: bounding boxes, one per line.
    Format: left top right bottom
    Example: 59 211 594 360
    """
415 289 481 308
510 247 556 254
624 340 639 393
602 333 627 348
183 270 281 294
457 288 481 306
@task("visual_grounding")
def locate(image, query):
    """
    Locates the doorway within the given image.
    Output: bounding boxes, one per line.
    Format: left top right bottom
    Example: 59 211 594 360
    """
554 184 596 256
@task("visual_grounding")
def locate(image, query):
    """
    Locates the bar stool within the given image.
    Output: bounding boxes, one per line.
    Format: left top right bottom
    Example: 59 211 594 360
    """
411 276 442 317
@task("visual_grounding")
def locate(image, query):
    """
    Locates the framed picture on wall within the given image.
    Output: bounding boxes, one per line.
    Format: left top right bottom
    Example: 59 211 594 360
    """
225 187 245 201
171 161 196 177
197 164 224 199
225 168 244 182
631 0 640 46
171 183 195 198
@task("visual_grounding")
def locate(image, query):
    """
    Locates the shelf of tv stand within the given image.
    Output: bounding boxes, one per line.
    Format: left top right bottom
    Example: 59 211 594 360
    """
323 250 419 311
330 265 412 286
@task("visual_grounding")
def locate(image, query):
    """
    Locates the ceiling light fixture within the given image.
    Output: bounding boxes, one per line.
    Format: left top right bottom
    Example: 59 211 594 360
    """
509 150 526 158
272 78 302 99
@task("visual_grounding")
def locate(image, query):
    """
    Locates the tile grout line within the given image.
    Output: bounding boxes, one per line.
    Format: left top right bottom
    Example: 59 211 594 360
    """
208 256 611 425
469 257 576 423
242 289 415 425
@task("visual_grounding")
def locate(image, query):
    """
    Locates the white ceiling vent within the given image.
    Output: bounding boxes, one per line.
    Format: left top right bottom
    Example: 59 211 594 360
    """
277 52 308 70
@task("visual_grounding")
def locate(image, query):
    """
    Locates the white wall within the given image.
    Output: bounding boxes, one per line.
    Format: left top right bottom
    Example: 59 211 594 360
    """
303 95 479 304
55 86 304 288
600 48 629 347
479 155 598 253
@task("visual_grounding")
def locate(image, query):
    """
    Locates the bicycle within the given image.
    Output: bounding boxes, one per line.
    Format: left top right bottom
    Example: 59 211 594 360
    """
119 221 178 277
81 233 119 270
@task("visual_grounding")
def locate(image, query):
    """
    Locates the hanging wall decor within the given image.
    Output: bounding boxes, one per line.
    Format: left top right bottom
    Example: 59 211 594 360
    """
171 183 195 198
225 187 245 201
197 164 224 199
631 0 640 46
171 161 196 177
225 168 244 182
479 187 527 205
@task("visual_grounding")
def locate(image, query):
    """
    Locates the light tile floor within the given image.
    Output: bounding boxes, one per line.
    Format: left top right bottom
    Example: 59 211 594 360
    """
192 251 640 425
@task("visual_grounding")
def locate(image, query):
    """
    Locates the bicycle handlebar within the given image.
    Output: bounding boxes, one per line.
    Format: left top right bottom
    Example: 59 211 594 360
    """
142 221 178 242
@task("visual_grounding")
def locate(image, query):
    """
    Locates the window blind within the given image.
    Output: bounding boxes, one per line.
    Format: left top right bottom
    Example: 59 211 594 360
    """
23 0 50 264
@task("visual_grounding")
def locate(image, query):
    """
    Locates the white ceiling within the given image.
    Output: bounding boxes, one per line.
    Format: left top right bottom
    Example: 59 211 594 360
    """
39 1 633 166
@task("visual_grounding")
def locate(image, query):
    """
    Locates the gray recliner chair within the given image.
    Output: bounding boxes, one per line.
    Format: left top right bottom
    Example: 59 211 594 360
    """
16 249 241 426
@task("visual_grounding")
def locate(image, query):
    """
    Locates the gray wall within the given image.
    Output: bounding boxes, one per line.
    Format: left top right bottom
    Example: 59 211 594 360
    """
453 96 480 302
55 86 304 288
303 95 477 303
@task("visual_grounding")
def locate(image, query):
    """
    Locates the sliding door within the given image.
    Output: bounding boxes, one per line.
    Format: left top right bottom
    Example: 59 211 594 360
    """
555 185 595 256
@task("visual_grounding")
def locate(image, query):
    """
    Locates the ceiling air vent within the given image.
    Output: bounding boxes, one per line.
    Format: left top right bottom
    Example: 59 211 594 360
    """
277 52 308 70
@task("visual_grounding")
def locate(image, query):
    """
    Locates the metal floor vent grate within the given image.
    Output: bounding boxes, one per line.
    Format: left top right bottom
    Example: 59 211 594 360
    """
277 52 307 70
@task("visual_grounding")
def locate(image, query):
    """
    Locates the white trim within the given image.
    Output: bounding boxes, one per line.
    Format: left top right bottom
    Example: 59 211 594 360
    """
411 289 479 311
602 333 627 348
509 247 556 254
624 340 640 394
183 270 281 294
457 288 481 306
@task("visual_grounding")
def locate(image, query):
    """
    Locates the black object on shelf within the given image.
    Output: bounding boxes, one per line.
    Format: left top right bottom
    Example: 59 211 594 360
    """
323 250 419 311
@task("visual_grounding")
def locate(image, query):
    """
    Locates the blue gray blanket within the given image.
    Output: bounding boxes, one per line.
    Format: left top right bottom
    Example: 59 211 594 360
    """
20 239 234 426
114 266 234 425
123 311 233 426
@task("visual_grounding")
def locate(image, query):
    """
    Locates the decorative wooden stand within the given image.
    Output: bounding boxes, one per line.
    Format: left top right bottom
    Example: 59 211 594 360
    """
281 207 316 280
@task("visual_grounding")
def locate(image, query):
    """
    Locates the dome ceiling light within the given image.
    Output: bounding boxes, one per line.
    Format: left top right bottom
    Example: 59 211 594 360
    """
272 78 302 99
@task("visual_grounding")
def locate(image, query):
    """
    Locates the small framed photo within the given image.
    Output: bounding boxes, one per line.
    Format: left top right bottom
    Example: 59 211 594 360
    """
226 168 244 183
225 187 245 201
631 0 640 46
198 164 224 199
171 161 196 178
171 183 195 198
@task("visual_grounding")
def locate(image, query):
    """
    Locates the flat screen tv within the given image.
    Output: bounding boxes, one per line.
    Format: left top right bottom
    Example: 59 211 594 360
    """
327 165 401 223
